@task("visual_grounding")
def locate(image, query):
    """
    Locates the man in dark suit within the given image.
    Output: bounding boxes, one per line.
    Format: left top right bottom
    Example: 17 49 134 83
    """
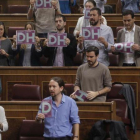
111 10 140 66
43 14 77 66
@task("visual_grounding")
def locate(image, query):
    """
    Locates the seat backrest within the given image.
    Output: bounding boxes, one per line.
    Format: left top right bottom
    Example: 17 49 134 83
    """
109 53 119 66
65 84 74 96
106 84 128 119
8 27 24 37
8 5 29 13
104 5 113 13
73 52 83 66
11 84 41 101
19 120 44 140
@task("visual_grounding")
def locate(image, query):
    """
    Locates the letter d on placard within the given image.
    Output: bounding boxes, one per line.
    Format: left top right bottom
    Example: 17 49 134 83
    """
42 102 51 114
36 0 43 7
18 32 25 42
82 28 90 38
49 35 57 45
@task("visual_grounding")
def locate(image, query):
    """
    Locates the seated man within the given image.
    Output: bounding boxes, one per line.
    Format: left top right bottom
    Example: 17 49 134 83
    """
43 14 77 66
36 77 80 140
111 10 140 66
70 46 112 102
59 0 76 14
77 8 114 66
74 0 107 37
121 0 140 13
0 106 8 140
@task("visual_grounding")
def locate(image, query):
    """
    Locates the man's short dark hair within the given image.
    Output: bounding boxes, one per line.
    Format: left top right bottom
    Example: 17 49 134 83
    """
122 10 134 18
86 46 99 56
85 0 96 7
90 7 101 16
55 14 66 22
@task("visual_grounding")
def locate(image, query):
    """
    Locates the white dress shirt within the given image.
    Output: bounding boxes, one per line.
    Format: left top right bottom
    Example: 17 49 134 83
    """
124 25 135 63
83 0 107 13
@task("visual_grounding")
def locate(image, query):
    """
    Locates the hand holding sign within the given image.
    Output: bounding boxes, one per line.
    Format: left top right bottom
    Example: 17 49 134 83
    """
132 44 140 51
65 38 70 46
41 99 52 117
30 0 36 8
87 91 99 100
37 113 45 121
114 42 134 53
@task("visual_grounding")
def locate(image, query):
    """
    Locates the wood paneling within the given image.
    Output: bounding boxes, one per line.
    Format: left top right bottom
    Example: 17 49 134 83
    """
0 66 140 130
0 101 116 140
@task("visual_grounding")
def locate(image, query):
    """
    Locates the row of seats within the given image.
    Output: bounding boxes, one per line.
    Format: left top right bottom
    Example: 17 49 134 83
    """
3 4 114 14
17 83 130 139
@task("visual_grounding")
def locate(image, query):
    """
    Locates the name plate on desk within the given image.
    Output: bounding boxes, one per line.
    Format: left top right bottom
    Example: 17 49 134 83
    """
82 27 100 40
48 33 67 47
114 42 134 53
36 0 52 8
42 99 52 117
16 30 35 44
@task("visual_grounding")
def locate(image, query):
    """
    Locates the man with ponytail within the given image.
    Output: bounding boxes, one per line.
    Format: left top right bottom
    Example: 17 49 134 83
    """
36 77 80 140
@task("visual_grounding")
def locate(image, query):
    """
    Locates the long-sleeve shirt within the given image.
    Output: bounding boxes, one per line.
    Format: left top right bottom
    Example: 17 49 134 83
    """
121 0 140 13
37 94 80 138
83 0 107 13
59 0 76 14
78 24 114 66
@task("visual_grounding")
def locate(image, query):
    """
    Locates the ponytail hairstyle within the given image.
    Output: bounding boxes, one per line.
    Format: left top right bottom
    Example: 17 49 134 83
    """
50 77 67 94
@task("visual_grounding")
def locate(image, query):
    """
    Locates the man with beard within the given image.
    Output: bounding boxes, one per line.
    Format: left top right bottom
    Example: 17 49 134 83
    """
36 77 80 140
70 46 112 102
111 10 140 66
43 14 77 66
78 7 114 66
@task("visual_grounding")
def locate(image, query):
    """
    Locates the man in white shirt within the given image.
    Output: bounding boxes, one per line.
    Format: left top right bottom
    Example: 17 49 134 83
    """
77 7 114 66
111 10 140 66
74 0 107 37
0 106 8 140
83 0 107 13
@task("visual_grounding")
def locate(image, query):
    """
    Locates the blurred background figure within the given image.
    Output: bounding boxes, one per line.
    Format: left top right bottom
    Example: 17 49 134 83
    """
0 21 14 66
0 106 8 140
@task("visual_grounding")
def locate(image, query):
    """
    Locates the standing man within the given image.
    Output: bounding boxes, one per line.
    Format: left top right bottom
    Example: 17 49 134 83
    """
73 0 107 37
78 8 114 66
71 46 112 102
27 0 61 38
43 14 77 66
111 10 140 66
36 77 80 140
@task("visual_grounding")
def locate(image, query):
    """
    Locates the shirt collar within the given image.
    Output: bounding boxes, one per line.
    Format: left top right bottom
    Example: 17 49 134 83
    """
51 93 65 104
124 24 135 33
